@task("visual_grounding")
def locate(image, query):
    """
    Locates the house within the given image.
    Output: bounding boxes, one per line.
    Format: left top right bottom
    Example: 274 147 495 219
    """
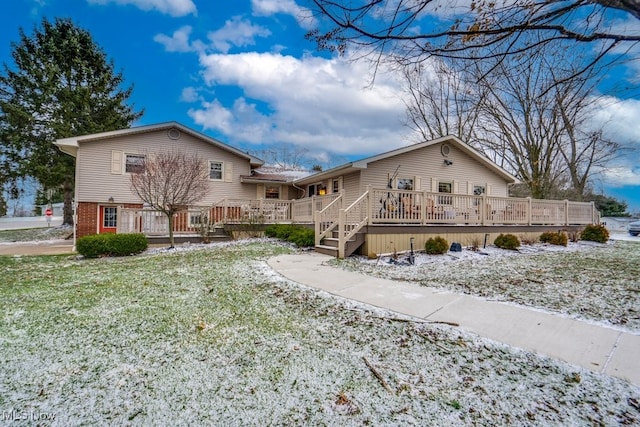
54 122 304 238
55 122 598 257
294 135 517 204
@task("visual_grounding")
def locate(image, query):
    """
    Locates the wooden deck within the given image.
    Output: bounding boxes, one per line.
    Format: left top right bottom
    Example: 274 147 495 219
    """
116 188 598 257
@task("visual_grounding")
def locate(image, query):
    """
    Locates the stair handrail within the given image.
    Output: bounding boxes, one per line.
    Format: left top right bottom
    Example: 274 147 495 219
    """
315 192 343 246
338 190 369 258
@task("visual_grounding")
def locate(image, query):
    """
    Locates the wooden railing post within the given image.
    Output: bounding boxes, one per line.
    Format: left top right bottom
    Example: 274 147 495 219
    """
314 213 321 247
527 197 532 226
564 200 569 225
311 195 317 222
481 195 486 226
338 208 346 259
366 185 372 225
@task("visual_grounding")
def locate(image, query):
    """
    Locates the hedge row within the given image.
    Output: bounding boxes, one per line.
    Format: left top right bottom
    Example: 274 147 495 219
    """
76 233 148 258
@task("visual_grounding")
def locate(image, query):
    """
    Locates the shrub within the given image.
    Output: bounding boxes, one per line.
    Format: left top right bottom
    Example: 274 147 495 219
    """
425 236 449 254
494 233 520 250
265 224 315 247
289 228 315 247
77 233 148 258
264 224 296 240
580 224 609 243
539 231 568 246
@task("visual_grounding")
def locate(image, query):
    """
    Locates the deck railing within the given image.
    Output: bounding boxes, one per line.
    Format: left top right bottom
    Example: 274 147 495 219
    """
117 207 210 235
315 192 343 246
209 199 293 223
292 193 342 223
369 188 597 226
338 190 370 258
116 190 597 237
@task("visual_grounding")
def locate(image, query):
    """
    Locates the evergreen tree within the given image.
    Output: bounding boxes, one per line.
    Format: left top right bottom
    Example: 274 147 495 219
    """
0 17 143 224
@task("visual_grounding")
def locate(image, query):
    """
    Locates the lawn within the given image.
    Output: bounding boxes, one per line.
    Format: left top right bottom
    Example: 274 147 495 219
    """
1 241 639 425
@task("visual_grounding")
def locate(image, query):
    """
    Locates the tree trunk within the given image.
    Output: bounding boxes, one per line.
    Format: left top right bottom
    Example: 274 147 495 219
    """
167 212 175 248
63 180 74 225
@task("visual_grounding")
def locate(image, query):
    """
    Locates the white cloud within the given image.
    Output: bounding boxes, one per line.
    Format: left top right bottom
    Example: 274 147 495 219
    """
601 166 640 187
589 96 640 186
592 96 640 144
87 0 196 16
208 16 272 54
153 26 194 52
188 51 409 156
188 99 234 135
180 86 201 103
251 0 317 30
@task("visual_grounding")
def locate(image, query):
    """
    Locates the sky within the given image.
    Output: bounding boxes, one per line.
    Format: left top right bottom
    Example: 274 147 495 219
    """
1 0 639 212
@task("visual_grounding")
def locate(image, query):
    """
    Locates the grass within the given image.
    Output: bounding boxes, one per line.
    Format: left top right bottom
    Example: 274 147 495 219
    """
1 241 639 425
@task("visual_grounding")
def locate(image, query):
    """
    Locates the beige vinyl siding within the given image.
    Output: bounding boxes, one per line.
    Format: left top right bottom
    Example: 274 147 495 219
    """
342 172 361 205
75 129 256 204
359 143 509 199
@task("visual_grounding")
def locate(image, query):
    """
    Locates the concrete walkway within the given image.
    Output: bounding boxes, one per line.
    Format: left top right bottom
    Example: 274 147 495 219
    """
268 252 640 387
0 240 75 256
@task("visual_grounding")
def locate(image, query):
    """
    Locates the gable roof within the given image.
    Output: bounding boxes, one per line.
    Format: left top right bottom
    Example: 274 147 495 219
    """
240 166 314 184
295 135 519 185
54 121 264 168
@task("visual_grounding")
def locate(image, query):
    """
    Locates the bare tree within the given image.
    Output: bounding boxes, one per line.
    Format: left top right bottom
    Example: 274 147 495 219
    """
401 59 486 144
251 143 312 169
130 150 210 248
402 42 620 199
307 0 638 76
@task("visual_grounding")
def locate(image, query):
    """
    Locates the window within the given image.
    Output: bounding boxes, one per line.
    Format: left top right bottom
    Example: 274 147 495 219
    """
125 154 145 173
397 178 413 190
438 182 452 193
438 182 452 204
265 185 280 199
103 206 117 228
209 161 223 180
473 185 486 206
332 179 340 193
189 213 203 227
308 183 323 197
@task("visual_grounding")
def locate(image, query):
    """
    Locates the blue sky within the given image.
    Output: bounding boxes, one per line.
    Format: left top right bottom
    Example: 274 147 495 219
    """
1 0 639 212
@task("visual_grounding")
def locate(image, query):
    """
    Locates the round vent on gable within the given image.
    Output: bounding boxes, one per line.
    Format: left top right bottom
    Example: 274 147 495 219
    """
168 128 181 140
441 143 451 157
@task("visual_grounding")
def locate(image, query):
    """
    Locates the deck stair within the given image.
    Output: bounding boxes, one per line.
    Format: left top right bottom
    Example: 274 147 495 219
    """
209 225 232 242
315 230 365 258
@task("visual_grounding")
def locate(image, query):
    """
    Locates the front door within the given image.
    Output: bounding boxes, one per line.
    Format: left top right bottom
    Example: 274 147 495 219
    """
99 206 118 234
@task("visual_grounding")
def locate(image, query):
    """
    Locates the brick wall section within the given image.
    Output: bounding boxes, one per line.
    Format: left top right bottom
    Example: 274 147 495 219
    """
76 202 143 238
76 202 98 238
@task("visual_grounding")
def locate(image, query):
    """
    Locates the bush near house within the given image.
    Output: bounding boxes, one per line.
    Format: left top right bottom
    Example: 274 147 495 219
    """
265 224 315 247
425 236 449 254
77 233 148 258
580 224 610 243
539 231 569 246
494 233 520 250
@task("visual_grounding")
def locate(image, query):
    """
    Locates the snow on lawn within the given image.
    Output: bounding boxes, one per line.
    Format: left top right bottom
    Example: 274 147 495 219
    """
332 240 640 333
1 241 639 425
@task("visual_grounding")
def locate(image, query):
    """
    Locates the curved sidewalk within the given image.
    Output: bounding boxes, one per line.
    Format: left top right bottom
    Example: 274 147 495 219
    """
268 252 640 387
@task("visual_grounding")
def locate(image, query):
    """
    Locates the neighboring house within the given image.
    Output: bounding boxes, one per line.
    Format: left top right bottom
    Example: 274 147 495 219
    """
54 122 304 237
56 122 597 257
